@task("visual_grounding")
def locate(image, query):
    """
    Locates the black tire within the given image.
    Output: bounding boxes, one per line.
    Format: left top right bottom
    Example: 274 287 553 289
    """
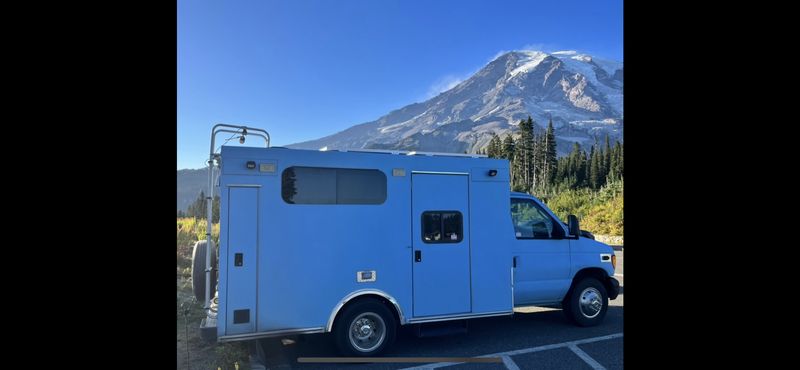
561 294 576 324
192 240 217 302
565 278 608 327
333 298 397 357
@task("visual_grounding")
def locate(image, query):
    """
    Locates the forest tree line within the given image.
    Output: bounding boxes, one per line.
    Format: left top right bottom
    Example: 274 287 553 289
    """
480 116 623 194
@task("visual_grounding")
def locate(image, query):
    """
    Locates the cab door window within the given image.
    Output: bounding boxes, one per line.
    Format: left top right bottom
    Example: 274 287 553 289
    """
510 198 565 239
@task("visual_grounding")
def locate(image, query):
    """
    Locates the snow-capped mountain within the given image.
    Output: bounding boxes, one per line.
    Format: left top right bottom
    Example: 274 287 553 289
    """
289 50 623 155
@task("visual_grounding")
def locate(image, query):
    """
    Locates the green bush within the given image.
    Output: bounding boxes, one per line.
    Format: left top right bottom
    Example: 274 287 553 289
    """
177 217 220 272
543 180 623 236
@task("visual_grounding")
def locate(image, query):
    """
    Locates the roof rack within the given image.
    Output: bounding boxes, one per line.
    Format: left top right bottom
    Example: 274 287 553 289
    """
319 147 487 158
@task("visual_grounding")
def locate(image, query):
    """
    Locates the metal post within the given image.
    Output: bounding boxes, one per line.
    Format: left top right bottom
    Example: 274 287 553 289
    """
204 156 213 310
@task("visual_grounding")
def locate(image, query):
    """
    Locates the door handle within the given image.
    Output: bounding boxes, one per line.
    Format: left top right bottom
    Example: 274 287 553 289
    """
415 250 422 262
513 256 517 268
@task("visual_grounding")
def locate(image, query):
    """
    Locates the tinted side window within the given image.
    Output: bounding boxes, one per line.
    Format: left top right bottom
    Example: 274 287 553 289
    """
282 167 386 205
422 211 463 243
510 198 565 239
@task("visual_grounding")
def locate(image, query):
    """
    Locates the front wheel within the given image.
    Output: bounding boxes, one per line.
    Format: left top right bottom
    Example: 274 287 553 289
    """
564 278 608 327
333 299 397 357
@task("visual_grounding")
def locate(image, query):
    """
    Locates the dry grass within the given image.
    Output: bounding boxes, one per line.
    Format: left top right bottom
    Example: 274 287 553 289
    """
177 218 249 370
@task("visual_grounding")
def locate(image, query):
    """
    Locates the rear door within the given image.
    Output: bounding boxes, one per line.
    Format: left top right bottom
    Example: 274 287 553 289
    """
225 186 259 335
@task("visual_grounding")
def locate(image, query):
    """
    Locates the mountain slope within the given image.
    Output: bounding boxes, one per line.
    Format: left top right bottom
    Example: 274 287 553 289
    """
177 169 207 212
290 50 623 156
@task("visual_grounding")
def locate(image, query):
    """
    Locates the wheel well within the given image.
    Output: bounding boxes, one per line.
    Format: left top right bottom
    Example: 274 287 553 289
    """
331 294 401 332
564 268 609 302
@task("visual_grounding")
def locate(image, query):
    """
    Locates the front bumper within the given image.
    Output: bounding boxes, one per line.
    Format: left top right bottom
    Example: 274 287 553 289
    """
606 277 620 300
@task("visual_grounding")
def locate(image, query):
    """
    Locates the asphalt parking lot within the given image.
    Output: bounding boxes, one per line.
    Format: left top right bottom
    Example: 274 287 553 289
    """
253 250 623 369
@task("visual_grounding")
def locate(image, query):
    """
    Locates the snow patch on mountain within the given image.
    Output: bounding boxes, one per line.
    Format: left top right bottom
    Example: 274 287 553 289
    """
508 51 549 80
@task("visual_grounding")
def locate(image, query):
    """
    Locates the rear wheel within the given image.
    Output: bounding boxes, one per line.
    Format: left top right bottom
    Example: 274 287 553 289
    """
333 299 396 357
565 278 608 327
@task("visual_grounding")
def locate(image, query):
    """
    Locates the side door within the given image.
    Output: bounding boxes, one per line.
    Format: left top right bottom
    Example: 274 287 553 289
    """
411 173 472 317
511 197 572 304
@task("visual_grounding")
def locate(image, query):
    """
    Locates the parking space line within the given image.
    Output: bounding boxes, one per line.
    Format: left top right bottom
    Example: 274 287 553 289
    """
614 273 623 277
568 344 606 370
501 355 520 370
399 333 623 370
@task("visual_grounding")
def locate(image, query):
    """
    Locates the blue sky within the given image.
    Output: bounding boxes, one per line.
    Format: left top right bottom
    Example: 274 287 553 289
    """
178 0 623 169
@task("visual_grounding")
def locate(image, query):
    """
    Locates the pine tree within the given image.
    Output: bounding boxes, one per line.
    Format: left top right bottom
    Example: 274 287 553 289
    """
603 134 612 186
586 146 594 189
609 140 619 180
590 145 601 189
502 134 515 161
615 141 623 179
501 134 516 187
487 133 501 158
577 145 587 187
543 119 558 188
186 191 220 223
566 142 582 189
212 195 220 223
187 191 206 219
555 156 568 188
517 117 535 191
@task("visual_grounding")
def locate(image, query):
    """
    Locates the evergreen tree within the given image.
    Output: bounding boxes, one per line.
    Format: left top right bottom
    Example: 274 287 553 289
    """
543 119 558 188
487 133 501 158
516 117 535 191
585 146 594 189
187 191 220 223
603 134 612 185
567 142 583 189
212 195 220 223
555 156 568 188
616 141 623 179
609 140 620 180
502 134 515 161
187 191 206 219
590 145 601 189
502 134 516 186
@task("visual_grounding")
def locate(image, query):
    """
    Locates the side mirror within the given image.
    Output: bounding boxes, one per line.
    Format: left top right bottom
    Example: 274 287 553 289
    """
567 215 580 237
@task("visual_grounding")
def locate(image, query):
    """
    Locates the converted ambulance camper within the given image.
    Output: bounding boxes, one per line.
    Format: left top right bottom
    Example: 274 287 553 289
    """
192 124 619 356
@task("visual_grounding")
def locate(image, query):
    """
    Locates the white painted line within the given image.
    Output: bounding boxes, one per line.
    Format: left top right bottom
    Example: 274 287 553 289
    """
400 362 458 369
396 359 477 369
569 344 606 370
399 333 623 370
501 355 521 370
484 332 623 358
614 273 624 277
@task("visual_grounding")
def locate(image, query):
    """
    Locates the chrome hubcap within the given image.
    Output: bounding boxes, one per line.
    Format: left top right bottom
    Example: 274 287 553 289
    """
579 287 603 318
349 313 385 352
